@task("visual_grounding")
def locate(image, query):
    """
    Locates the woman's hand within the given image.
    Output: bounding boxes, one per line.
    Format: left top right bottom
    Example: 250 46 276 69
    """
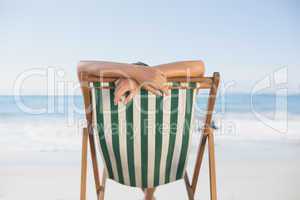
135 67 168 96
114 78 139 105
114 67 169 105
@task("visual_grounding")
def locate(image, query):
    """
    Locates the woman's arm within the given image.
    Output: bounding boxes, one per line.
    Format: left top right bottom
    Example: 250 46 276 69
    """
77 60 204 81
77 61 144 81
78 60 205 104
77 60 168 95
153 60 205 78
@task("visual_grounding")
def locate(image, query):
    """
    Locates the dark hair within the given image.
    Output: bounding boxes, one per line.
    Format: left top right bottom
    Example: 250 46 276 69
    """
132 61 149 66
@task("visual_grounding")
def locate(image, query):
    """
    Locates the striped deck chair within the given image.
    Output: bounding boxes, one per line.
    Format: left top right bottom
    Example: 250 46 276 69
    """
79 72 220 200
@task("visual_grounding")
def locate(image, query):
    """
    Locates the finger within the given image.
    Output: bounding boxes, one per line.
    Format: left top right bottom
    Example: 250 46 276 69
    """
114 91 127 105
145 82 168 95
125 88 138 104
114 90 121 105
152 83 169 95
160 85 169 96
114 85 121 105
140 80 164 96
114 86 128 105
143 85 162 96
115 78 122 87
128 79 138 89
124 92 134 104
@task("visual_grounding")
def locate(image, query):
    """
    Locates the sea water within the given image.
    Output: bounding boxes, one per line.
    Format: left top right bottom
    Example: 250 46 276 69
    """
0 94 299 151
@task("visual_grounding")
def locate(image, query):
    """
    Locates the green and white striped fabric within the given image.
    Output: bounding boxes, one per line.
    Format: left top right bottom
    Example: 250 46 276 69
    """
91 82 197 188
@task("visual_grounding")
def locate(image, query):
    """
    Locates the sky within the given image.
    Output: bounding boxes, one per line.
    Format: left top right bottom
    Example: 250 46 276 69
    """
0 0 299 95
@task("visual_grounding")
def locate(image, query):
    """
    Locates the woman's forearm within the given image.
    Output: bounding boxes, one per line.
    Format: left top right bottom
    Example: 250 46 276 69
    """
77 60 205 82
153 60 205 78
77 61 145 81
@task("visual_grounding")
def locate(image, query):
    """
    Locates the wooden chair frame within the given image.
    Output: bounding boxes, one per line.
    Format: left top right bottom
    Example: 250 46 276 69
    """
79 72 220 200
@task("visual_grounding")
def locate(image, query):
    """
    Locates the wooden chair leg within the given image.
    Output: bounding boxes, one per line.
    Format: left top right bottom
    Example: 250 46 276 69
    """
191 134 207 193
98 171 107 200
89 133 102 194
208 131 217 200
184 172 195 200
80 128 89 200
189 130 217 200
144 188 156 200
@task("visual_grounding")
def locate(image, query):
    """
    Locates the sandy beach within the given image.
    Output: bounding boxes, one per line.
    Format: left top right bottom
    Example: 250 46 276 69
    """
1 95 300 199
1 0 299 198
1 139 299 200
